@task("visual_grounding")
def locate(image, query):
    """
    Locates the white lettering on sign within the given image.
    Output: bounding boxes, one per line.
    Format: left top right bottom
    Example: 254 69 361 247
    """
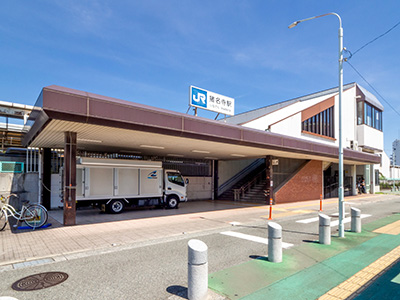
190 86 235 116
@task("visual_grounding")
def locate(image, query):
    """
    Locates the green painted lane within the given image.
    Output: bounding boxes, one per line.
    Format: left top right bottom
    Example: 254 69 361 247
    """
209 214 400 300
241 233 400 300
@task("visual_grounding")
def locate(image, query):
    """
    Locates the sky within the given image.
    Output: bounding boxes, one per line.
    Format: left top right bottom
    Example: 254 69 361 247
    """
0 0 399 155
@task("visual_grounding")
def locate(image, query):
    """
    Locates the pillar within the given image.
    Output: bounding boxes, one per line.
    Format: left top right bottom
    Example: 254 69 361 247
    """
213 160 218 200
63 132 77 226
370 164 375 194
364 165 370 193
266 156 274 204
351 165 357 196
42 148 52 210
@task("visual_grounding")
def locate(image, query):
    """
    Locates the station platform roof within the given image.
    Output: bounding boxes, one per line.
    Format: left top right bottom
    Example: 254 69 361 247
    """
23 85 380 165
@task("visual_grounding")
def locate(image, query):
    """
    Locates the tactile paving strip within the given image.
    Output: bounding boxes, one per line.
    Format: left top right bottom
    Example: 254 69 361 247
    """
318 245 400 300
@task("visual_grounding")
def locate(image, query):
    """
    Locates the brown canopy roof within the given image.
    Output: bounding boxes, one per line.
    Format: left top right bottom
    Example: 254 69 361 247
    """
23 85 380 165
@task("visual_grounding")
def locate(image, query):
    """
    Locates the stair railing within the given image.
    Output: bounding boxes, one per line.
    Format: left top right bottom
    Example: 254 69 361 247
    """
233 169 265 200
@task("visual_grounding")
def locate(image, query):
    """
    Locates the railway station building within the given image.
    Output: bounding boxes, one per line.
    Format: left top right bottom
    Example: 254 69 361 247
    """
1 83 383 225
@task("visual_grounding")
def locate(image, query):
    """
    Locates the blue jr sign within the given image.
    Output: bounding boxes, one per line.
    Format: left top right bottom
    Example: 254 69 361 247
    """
189 86 235 116
191 87 207 108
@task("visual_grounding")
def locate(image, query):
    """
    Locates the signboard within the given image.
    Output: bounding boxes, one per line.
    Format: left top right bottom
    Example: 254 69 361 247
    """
189 86 235 116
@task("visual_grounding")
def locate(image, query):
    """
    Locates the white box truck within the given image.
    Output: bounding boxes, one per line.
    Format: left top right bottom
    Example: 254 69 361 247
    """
72 157 187 213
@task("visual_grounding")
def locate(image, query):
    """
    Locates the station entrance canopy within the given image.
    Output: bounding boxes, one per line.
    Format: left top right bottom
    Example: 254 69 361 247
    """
23 85 380 165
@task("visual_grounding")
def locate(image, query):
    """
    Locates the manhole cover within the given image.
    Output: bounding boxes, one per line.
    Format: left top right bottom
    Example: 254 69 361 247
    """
12 272 68 291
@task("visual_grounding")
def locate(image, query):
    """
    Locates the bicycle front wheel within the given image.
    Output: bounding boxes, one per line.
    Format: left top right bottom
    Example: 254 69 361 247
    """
23 204 48 228
0 209 7 231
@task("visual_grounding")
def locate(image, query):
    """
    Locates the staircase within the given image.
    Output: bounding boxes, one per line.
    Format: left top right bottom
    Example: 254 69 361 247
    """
218 164 267 203
239 182 268 203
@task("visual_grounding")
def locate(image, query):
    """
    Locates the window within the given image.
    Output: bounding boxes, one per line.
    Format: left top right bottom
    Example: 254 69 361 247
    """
167 172 185 186
375 170 380 185
302 106 334 138
357 101 382 131
357 101 363 125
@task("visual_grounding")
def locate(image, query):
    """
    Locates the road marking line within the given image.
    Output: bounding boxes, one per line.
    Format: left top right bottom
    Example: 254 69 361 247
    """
296 214 370 225
330 214 371 227
220 231 293 248
296 217 319 224
229 222 241 226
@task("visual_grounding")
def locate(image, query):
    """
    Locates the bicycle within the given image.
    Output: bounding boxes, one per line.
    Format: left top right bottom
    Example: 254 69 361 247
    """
0 194 48 231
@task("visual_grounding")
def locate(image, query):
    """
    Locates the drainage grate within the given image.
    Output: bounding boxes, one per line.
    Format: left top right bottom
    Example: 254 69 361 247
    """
12 272 68 291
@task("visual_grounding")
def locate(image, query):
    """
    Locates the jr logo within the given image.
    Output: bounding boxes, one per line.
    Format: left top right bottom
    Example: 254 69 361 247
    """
191 87 207 108
147 171 158 179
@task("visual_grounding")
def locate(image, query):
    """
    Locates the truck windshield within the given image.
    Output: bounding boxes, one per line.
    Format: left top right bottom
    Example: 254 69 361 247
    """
167 172 185 187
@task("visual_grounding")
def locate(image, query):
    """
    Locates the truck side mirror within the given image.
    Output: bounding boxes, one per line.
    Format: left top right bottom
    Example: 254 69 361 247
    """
185 178 189 184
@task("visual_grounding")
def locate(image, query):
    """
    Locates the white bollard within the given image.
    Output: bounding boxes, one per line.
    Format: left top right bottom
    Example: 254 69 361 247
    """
188 239 208 300
268 222 282 263
319 214 331 245
351 207 361 233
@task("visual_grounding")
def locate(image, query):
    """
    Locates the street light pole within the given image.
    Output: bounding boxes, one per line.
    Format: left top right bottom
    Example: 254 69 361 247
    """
289 12 345 238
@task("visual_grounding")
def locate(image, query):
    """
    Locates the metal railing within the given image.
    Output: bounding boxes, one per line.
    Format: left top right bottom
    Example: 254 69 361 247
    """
218 158 264 196
233 169 265 200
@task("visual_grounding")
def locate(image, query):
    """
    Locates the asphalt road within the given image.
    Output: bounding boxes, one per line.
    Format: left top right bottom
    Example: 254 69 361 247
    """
0 195 399 300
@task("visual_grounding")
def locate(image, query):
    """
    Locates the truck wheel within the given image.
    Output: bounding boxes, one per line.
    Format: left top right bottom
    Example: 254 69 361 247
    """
108 199 125 214
166 196 179 209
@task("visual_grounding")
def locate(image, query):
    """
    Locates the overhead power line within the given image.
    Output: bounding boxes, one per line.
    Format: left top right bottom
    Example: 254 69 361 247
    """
347 20 400 60
346 60 400 117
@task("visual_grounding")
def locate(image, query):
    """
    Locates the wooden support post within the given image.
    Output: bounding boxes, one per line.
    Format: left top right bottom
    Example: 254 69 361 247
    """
63 132 77 226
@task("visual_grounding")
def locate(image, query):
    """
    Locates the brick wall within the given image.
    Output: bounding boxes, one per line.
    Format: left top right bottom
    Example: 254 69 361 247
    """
275 160 322 203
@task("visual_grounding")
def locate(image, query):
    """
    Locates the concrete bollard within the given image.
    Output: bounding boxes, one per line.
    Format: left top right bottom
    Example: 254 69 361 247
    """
268 222 282 263
319 214 331 245
188 239 208 300
351 207 361 233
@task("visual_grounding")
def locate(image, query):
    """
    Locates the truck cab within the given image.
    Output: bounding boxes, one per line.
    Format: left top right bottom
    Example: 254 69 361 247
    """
164 170 187 209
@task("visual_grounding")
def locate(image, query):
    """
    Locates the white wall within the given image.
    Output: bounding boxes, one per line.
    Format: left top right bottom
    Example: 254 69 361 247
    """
270 113 302 137
51 174 62 209
243 87 360 149
185 176 212 200
243 93 338 132
390 166 400 179
357 124 384 152
380 152 391 178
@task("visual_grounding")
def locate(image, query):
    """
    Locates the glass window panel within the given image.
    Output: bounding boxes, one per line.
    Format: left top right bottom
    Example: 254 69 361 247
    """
366 104 372 126
312 116 316 133
357 101 363 125
364 102 367 125
327 108 330 136
375 109 379 130
371 107 374 128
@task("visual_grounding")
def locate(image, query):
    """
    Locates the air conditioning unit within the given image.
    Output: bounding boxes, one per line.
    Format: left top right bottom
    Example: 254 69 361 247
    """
350 140 358 151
